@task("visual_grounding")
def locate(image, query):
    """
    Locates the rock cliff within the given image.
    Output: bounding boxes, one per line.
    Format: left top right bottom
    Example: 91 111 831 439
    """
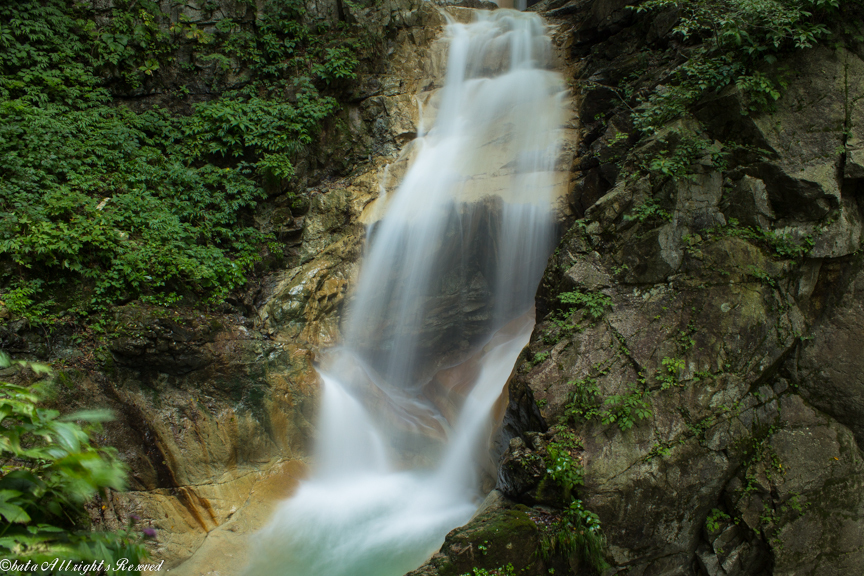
413 1 864 575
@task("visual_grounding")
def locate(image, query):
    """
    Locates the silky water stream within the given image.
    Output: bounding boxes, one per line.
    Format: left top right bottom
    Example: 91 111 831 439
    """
247 9 567 576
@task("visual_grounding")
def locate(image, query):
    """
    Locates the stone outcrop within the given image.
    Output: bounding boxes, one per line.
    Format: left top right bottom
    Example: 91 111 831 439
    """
406 491 567 576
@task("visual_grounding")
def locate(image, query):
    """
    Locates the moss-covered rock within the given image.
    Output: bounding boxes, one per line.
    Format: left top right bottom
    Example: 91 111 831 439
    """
406 491 562 576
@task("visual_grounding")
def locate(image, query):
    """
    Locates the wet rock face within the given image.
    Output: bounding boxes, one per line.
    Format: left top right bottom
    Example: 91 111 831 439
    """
36 305 319 564
790 265 864 448
695 46 864 259
409 493 542 576
490 247 864 575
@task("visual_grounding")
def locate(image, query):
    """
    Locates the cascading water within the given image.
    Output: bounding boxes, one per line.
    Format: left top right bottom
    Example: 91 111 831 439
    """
247 9 567 576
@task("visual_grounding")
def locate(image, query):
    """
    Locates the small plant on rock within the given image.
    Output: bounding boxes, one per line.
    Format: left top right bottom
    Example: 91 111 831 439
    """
545 443 584 500
657 356 686 390
705 508 732 533
540 500 609 575
624 197 673 223
557 291 613 320
600 385 653 431
461 565 515 576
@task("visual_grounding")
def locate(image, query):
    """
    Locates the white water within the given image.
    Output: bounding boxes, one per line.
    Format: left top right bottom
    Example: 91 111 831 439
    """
247 9 566 576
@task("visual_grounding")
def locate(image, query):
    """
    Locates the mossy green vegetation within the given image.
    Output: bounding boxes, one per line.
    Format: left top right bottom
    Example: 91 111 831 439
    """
0 0 367 328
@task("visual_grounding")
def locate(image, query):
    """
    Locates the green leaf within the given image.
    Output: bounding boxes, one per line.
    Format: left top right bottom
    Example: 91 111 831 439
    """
0 491 31 523
58 409 115 423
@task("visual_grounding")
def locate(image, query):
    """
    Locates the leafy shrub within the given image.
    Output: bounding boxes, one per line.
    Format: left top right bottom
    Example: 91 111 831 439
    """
313 47 361 84
563 376 602 423
706 218 814 258
562 373 652 432
0 102 266 315
0 353 150 572
624 198 673 224
529 351 550 368
642 133 728 181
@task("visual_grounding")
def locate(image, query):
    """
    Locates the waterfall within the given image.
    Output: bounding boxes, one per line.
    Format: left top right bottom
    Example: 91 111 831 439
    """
246 9 566 575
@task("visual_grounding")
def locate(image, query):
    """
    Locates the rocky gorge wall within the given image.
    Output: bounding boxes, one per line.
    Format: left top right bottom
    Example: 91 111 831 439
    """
410 1 864 575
